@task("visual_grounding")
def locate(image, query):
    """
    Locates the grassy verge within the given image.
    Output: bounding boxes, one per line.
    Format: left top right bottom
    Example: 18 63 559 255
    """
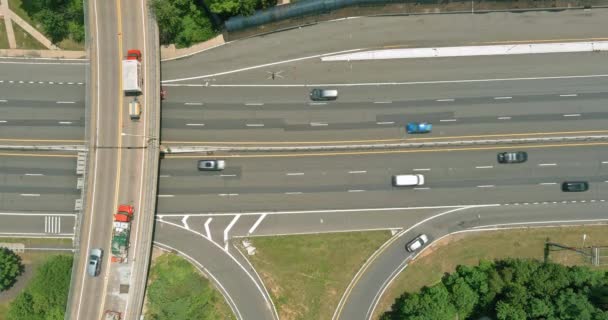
0 245 72 320
146 251 236 320
374 225 608 319
12 22 46 50
0 20 8 49
239 231 392 320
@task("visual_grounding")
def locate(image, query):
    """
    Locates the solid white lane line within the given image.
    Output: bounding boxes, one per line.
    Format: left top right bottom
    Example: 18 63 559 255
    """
245 103 264 106
413 168 431 171
204 218 212 240
157 195 174 198
286 172 304 176
285 192 303 195
248 214 267 235
413 187 430 190
246 124 264 127
224 215 241 250
540 182 558 185
538 163 557 166
220 174 237 177
58 121 73 124
310 122 328 126
374 101 392 104
25 173 44 176
186 123 205 126
436 99 454 102
348 189 365 192
440 119 457 122
182 216 190 229
376 121 394 125
184 102 203 105
309 102 327 106
56 101 75 104
494 96 512 100
477 185 495 188
563 114 581 117
560 94 578 97
349 170 367 174
20 194 40 197
475 165 494 169
498 116 512 120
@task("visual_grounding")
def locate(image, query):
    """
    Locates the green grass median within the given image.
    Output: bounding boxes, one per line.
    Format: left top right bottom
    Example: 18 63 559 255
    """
374 225 608 319
238 230 392 320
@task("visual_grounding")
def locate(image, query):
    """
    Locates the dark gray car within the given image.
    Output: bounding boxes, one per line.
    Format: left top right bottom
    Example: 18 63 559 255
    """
561 181 589 192
497 151 527 164
87 248 103 277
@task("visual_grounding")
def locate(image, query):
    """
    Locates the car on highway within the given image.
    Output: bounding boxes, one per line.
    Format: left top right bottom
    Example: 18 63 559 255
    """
406 234 429 252
392 174 425 187
561 181 589 192
309 88 338 101
198 160 226 171
497 151 528 164
87 248 103 277
406 122 432 134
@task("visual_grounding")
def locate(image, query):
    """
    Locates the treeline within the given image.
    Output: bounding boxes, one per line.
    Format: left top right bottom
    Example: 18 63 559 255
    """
20 0 85 43
150 0 277 48
382 258 608 320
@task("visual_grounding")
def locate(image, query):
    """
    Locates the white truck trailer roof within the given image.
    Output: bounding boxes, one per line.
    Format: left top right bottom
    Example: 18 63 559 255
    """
122 60 141 93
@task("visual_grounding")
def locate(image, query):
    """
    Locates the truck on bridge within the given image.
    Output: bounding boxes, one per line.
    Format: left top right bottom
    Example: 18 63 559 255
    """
122 49 142 95
111 204 134 263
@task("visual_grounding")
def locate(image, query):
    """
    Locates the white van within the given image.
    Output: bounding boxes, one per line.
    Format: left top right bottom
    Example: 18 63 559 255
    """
392 174 425 187
129 100 141 120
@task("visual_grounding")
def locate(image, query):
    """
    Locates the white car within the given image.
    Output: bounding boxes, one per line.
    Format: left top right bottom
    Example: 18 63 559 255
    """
406 234 429 252
197 160 226 171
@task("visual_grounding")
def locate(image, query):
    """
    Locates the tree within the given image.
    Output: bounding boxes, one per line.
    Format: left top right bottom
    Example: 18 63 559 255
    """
19 0 84 44
0 247 24 291
150 0 217 48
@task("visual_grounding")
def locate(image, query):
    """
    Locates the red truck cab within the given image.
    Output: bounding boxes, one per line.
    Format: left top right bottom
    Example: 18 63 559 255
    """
115 204 134 222
126 49 141 61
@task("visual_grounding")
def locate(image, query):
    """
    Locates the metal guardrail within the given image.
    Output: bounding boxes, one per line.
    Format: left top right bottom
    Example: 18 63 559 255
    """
162 135 608 153
0 145 87 152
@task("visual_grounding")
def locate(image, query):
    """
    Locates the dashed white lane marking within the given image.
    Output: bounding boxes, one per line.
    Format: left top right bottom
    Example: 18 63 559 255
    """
157 194 174 197
159 175 170 178
220 174 237 177
204 218 213 240
494 96 512 100
310 122 328 126
560 94 578 97
219 193 239 196
348 189 366 192
538 163 557 166
58 121 72 125
475 165 494 169
56 101 75 104
20 194 40 197
285 192 303 195
246 123 264 127
413 168 431 171
25 173 44 176
498 116 512 120
563 114 581 117
286 172 304 176
376 121 394 125
440 119 457 122
248 213 267 235
374 101 392 104
184 102 203 105
223 214 241 250
413 187 430 190
245 103 264 106
540 182 558 185
605 180 608 183
0 121 7 123
436 99 454 102
309 102 327 106
186 123 205 126
602 161 608 164
349 170 367 174
477 185 495 188
0 100 7 103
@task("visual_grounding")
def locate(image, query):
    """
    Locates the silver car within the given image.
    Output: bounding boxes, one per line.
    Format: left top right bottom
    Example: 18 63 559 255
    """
197 160 226 171
87 248 103 277
406 234 429 252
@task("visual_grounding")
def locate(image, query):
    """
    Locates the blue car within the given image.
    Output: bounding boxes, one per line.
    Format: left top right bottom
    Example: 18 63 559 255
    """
406 122 432 134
